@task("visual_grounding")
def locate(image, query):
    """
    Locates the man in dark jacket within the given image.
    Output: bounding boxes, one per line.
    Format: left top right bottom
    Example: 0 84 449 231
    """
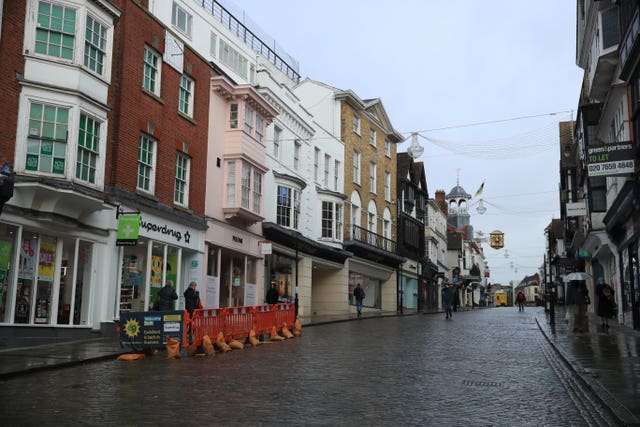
354 283 365 317
157 280 178 311
183 281 200 316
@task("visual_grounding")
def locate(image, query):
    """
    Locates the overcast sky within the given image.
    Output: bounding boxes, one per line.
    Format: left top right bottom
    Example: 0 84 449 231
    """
229 0 584 285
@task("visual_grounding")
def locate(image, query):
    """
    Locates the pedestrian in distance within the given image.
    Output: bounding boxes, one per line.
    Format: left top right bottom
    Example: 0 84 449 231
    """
565 279 590 333
516 291 526 312
183 281 201 317
354 283 365 317
266 282 279 305
595 277 616 329
157 280 178 311
442 282 454 319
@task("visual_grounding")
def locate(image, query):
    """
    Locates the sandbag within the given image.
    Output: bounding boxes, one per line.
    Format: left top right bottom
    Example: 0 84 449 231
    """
229 339 245 350
281 323 294 339
117 353 145 361
248 327 261 346
270 325 285 341
215 331 232 352
166 336 181 359
294 316 302 337
202 334 215 355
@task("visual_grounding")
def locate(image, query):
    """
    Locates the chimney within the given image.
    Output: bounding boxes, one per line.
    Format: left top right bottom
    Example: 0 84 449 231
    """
435 189 447 215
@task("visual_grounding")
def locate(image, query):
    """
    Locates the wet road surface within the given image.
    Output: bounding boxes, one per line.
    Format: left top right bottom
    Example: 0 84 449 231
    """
0 307 622 426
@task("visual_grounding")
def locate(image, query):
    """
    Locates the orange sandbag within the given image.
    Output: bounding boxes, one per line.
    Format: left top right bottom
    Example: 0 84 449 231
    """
215 331 232 352
117 353 145 361
229 339 245 350
294 316 302 337
166 336 181 359
188 342 199 357
249 327 261 346
270 325 285 341
202 334 215 355
281 323 294 339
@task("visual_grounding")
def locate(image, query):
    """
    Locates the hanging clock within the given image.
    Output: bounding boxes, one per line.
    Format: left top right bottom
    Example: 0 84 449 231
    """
489 230 504 249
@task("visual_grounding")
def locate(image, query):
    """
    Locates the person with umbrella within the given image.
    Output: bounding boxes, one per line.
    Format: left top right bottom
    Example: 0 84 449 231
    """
595 277 616 329
565 272 591 333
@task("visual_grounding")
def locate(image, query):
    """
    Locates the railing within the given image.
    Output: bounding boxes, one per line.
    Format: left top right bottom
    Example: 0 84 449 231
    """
196 0 301 83
345 224 396 253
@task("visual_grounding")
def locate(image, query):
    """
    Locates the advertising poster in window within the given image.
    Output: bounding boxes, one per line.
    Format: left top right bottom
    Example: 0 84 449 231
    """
245 282 257 306
19 239 36 279
37 241 56 282
0 240 12 286
205 275 219 308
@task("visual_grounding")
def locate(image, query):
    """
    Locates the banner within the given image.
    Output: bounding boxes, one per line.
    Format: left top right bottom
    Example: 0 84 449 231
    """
120 310 184 349
586 141 634 177
116 214 141 246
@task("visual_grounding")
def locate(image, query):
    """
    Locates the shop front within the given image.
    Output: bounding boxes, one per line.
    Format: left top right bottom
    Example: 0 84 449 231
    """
116 209 204 318
0 215 107 341
204 221 264 309
348 258 397 313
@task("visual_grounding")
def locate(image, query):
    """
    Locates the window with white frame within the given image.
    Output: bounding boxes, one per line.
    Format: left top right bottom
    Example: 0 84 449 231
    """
244 104 253 134
26 102 69 175
75 113 100 183
368 211 377 245
241 162 251 209
314 147 320 181
229 103 238 128
209 32 217 58
137 134 156 193
143 45 161 96
334 159 340 191
369 129 376 147
84 15 106 75
353 150 361 185
226 161 235 204
35 1 76 60
171 2 192 38
178 74 194 117
384 139 391 157
384 172 391 201
369 161 377 193
324 154 331 187
321 201 343 240
294 140 301 170
174 153 190 206
255 115 264 143
272 127 281 157
277 185 300 229
353 114 361 134
252 169 261 212
219 39 248 79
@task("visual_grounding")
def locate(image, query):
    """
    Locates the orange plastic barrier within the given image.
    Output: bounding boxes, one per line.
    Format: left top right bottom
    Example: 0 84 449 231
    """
185 304 295 347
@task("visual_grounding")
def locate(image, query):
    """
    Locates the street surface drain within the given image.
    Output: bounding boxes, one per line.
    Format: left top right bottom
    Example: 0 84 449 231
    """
462 380 503 388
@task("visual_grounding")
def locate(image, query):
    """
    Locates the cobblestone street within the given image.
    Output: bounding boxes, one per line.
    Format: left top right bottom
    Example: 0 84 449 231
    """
0 307 622 426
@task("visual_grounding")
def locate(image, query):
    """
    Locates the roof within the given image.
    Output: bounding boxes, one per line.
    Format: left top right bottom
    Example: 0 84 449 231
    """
446 185 471 199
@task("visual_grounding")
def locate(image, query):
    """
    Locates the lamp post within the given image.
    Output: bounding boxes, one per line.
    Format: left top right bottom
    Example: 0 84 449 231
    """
0 162 15 215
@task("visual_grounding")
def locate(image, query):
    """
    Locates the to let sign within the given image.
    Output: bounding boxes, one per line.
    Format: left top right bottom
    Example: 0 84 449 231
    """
586 141 634 177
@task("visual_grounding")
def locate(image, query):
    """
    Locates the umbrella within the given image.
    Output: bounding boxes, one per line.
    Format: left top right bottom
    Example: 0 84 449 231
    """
564 272 592 282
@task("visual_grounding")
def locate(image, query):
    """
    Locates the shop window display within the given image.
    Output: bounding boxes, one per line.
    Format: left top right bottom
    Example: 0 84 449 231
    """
348 272 380 309
0 223 18 323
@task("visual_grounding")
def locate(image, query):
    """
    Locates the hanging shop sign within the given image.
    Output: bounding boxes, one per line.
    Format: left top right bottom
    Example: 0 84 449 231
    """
586 141 634 177
119 310 184 349
566 202 587 217
489 231 504 249
116 214 141 246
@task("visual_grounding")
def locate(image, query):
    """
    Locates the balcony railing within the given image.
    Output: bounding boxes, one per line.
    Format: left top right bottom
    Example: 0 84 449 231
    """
196 0 301 83
344 224 396 253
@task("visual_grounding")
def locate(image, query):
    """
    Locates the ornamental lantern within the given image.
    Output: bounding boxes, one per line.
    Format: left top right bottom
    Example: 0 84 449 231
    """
489 230 504 249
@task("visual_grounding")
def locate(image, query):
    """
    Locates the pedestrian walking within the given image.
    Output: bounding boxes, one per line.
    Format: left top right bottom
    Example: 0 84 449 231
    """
156 280 178 311
566 280 590 333
266 282 279 305
354 283 365 317
442 282 454 319
183 281 201 317
515 291 526 312
595 277 616 329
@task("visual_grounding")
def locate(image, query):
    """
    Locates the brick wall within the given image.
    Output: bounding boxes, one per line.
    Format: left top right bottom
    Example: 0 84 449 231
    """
108 0 210 216
0 1 26 167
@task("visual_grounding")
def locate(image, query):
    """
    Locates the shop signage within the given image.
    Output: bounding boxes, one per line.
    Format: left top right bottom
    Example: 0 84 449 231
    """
117 214 141 246
119 310 184 349
586 141 634 177
566 202 587 217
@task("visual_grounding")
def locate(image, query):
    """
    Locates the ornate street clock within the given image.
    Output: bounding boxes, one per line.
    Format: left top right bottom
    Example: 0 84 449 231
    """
489 230 504 249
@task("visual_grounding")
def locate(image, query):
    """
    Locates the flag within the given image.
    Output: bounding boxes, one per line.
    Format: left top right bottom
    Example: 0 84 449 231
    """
474 181 485 198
